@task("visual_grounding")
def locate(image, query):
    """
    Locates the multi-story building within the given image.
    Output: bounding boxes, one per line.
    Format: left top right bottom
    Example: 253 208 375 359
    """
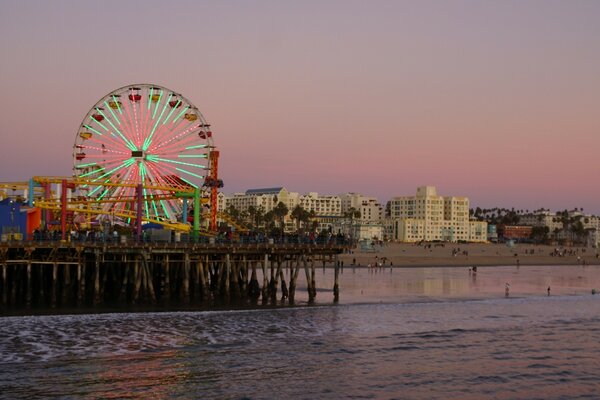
518 212 563 233
298 193 342 216
385 186 487 243
225 187 290 214
339 193 383 223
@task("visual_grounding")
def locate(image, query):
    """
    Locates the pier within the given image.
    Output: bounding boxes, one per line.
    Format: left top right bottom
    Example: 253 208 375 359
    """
0 241 346 312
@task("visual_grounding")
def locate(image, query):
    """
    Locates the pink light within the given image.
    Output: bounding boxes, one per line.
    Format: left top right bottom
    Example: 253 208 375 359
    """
146 117 190 152
86 131 131 154
121 97 141 149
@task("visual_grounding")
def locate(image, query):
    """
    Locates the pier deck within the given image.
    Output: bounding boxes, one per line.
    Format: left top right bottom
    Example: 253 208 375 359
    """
0 241 347 312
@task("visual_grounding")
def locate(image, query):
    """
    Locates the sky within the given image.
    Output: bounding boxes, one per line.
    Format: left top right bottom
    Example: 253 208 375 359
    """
0 0 599 213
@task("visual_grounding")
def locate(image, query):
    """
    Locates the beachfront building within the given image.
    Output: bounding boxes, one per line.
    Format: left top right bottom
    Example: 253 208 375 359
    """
385 186 487 243
222 188 345 232
298 193 342 216
225 187 292 213
519 211 564 233
339 193 384 223
336 193 385 241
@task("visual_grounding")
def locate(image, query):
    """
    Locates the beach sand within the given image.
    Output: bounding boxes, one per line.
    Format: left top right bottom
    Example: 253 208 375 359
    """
338 242 599 268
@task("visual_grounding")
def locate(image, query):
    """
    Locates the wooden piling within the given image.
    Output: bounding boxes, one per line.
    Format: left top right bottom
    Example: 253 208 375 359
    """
333 255 340 302
51 262 58 307
2 263 7 305
94 250 101 305
164 254 170 302
262 254 269 301
304 256 313 302
182 252 190 304
26 261 32 308
133 256 142 303
62 263 71 305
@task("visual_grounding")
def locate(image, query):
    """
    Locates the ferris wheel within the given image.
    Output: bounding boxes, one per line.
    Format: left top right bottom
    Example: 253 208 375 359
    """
73 84 215 223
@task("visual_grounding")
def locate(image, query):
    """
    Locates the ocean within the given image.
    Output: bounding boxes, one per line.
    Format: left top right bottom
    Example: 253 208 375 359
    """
1 265 600 399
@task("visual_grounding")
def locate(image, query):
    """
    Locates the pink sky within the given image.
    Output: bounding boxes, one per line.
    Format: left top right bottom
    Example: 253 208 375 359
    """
1 1 599 213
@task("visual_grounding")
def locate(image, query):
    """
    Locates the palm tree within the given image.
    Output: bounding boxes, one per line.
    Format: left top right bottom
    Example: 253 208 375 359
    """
291 205 311 232
272 202 289 233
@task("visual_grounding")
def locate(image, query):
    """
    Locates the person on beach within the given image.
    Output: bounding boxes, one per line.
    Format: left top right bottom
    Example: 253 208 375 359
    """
547 286 551 296
505 282 510 297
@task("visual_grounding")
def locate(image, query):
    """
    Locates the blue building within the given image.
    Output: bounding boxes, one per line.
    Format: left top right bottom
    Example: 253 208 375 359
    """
0 199 28 239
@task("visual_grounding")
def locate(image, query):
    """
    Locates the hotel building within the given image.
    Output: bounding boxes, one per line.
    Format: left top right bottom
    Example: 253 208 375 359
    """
385 186 487 243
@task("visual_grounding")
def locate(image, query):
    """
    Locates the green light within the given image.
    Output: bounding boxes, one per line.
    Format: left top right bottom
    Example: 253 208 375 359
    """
112 95 123 114
178 176 198 188
143 93 171 151
93 160 132 181
185 144 208 150
178 155 208 158
173 106 189 123
90 116 109 132
98 188 110 200
84 125 103 136
79 167 105 178
104 101 122 126
98 107 136 151
76 162 97 168
152 198 159 218
147 87 153 110
143 188 150 219
176 167 204 179
159 200 171 219
162 99 180 125
154 157 206 168
151 92 163 119
87 178 112 196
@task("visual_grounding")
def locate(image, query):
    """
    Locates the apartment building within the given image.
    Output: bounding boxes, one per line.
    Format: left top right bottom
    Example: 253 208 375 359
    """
339 193 383 223
385 186 487 243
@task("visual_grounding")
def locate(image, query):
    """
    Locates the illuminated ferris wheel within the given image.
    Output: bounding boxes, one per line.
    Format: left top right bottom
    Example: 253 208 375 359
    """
73 84 214 222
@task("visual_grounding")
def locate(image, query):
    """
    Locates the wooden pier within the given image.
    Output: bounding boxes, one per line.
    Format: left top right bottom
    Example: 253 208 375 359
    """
0 242 346 312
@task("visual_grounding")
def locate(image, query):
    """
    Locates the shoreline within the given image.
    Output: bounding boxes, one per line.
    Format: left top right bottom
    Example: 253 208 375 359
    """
338 242 599 268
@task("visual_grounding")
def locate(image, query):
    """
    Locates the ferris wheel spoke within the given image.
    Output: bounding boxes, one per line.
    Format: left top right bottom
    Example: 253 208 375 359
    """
150 124 202 153
147 159 199 188
131 97 143 148
84 135 131 153
143 93 172 151
146 117 189 152
155 135 204 156
90 158 137 183
109 103 137 151
149 110 199 150
143 166 174 219
83 124 104 137
101 101 138 152
121 98 141 149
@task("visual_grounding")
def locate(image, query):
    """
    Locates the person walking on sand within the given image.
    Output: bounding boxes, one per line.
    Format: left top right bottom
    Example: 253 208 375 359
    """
505 282 510 297
547 286 551 296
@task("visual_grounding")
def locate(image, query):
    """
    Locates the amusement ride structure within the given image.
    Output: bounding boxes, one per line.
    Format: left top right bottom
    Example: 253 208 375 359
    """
1 84 232 241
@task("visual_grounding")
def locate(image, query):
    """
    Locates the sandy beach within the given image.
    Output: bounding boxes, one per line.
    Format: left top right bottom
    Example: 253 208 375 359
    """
338 242 599 267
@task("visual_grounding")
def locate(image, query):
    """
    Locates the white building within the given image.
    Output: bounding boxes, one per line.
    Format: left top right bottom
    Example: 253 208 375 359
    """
339 193 383 223
225 187 290 214
298 192 342 216
385 186 487 243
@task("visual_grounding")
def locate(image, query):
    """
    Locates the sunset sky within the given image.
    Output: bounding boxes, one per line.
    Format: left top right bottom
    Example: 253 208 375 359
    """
1 0 599 213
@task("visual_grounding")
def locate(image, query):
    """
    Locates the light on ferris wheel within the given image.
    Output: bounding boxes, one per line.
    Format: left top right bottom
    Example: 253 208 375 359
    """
72 83 215 223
